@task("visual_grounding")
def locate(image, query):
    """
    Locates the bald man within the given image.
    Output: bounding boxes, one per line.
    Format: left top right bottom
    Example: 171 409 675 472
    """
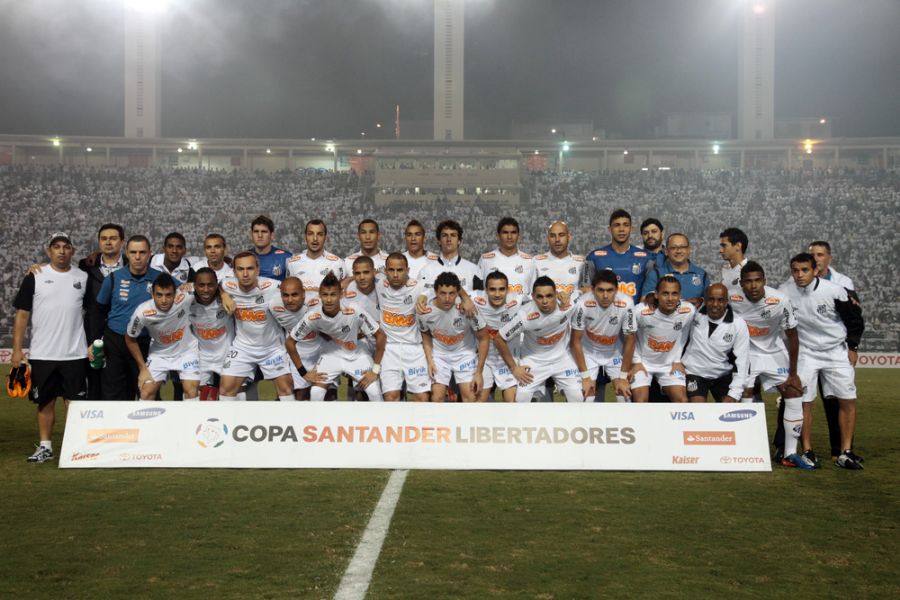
682 284 750 403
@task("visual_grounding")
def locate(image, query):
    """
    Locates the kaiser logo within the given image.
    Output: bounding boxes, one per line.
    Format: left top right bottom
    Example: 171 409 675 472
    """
683 431 736 446
672 456 699 465
196 418 228 448
719 409 757 423
128 407 166 420
71 452 100 462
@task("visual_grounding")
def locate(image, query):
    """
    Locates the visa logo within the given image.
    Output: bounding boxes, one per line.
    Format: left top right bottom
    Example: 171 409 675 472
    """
80 409 104 419
670 411 694 421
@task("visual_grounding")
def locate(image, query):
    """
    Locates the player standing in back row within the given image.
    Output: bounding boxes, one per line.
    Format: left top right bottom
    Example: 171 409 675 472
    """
583 209 651 304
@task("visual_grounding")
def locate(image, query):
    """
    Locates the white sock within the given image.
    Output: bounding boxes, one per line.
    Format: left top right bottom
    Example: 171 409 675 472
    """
40 440 52 450
278 395 296 402
364 382 383 402
219 395 237 402
783 397 803 456
515 388 533 403
310 386 327 402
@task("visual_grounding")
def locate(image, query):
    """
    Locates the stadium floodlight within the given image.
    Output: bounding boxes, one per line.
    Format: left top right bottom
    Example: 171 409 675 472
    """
86 147 93 152
310 137 316 141
325 144 335 153
187 141 198 150
623 150 629 155
376 123 382 128
551 128 557 134
357 149 363 155
804 139 814 154
177 148 183 153
265 148 272 154
592 136 598 141
51 138 61 147
819 118 827 124
713 143 721 155
562 142 570 152
534 150 539 155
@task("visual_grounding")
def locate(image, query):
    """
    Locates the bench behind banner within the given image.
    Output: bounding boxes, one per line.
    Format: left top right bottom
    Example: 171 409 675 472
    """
59 402 772 471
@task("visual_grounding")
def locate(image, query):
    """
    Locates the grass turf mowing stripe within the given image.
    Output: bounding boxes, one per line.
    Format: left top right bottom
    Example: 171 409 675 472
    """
335 469 409 600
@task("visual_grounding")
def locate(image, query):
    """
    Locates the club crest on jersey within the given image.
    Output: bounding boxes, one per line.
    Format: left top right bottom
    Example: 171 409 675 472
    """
73 281 82 289
176 309 185 318
255 295 264 304
817 304 828 315
501 314 512 323
404 295 413 304
452 317 464 328
686 379 698 392
632 263 641 274
760 309 771 319
341 325 351 333
673 321 683 331
272 264 282 276
568 267 577 274
216 309 226 319
732 278 739 285
724 332 734 343
146 282 153 293
609 315 619 325
515 265 524 273
692 275 701 286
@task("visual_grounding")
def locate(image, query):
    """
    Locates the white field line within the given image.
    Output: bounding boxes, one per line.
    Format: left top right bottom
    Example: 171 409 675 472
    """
334 469 409 600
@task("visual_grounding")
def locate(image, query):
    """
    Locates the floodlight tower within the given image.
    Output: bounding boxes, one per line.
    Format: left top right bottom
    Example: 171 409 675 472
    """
124 1 163 138
738 2 775 140
434 0 464 141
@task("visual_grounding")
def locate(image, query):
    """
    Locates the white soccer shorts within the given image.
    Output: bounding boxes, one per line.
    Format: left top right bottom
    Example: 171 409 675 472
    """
746 350 790 393
432 348 479 385
799 344 857 402
482 359 517 391
584 352 624 381
290 346 322 390
220 345 291 380
381 342 431 394
146 352 200 383
630 365 686 389
515 353 582 398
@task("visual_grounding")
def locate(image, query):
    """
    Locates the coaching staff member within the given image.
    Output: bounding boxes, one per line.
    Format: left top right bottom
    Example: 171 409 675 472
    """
95 235 160 400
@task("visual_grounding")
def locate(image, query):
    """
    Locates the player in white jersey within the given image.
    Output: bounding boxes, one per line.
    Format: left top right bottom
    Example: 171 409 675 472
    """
808 240 855 291
418 272 490 402
682 283 750 403
341 256 381 400
188 267 234 400
718 227 749 296
418 219 482 292
343 219 390 278
286 273 385 402
376 253 431 401
478 217 535 295
189 233 234 282
631 276 695 403
217 252 295 402
782 253 865 470
570 269 636 402
268 276 322 400
286 219 344 300
150 232 192 284
533 220 584 304
494 276 587 403
402 219 439 281
731 261 809 468
472 271 529 402
125 274 200 400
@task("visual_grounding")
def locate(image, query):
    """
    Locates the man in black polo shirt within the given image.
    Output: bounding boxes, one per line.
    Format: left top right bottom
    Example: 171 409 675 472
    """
12 233 89 463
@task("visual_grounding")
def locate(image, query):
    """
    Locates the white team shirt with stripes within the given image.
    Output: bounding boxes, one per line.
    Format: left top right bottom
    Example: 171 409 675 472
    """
729 286 798 356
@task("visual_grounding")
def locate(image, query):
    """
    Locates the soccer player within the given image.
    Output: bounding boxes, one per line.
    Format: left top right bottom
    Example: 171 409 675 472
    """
639 217 666 265
730 261 807 468
249 215 292 281
570 269 637 402
718 227 749 296
584 209 652 303
533 220 585 307
631 276 695 403
95 235 161 400
269 276 320 400
478 217 535 295
641 233 709 307
472 271 528 402
493 276 587 403
418 219 482 292
190 233 233 282
12 233 88 463
286 273 385 402
682 283 750 403
286 219 344 300
217 252 295 402
150 232 192 284
402 219 438 281
808 240 855 290
188 267 234 400
781 253 865 470
125 274 200 401
376 253 431 401
80 223 125 400
418 272 490 402
343 219 389 277
343 256 381 400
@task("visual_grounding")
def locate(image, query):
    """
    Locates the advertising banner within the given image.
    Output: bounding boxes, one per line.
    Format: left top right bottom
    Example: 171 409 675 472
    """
60 402 771 471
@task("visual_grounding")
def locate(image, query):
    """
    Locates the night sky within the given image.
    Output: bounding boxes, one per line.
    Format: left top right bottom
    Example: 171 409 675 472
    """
1 0 898 139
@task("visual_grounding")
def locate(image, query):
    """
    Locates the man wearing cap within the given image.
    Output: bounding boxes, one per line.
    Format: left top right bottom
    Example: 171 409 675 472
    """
12 233 89 463
95 235 161 400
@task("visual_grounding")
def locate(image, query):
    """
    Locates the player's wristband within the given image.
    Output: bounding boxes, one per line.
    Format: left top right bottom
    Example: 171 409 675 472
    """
580 370 591 379
298 365 308 377
371 364 381 375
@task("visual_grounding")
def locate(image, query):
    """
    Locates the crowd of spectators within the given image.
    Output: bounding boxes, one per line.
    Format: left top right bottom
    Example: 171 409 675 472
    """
1 165 896 350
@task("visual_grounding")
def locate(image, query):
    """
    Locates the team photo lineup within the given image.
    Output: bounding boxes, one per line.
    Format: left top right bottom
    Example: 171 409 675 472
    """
12 203 865 471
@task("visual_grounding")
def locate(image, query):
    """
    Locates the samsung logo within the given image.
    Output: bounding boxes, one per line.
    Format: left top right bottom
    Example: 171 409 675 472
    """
127 407 167 420
719 409 757 423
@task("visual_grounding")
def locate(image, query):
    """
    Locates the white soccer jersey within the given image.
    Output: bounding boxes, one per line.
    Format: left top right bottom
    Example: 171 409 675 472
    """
418 301 486 354
190 258 234 282
500 303 575 363
633 302 695 370
188 297 234 368
533 252 585 297
13 268 88 361
472 293 528 364
730 286 797 356
571 292 636 360
150 255 192 284
221 276 283 350
720 258 749 296
781 278 852 352
478 249 535 295
270 296 322 352
285 251 344 299
403 251 439 281
418 255 481 292
290 305 379 361
343 249 389 277
682 308 750 397
127 293 198 360
374 276 427 345
343 281 379 315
